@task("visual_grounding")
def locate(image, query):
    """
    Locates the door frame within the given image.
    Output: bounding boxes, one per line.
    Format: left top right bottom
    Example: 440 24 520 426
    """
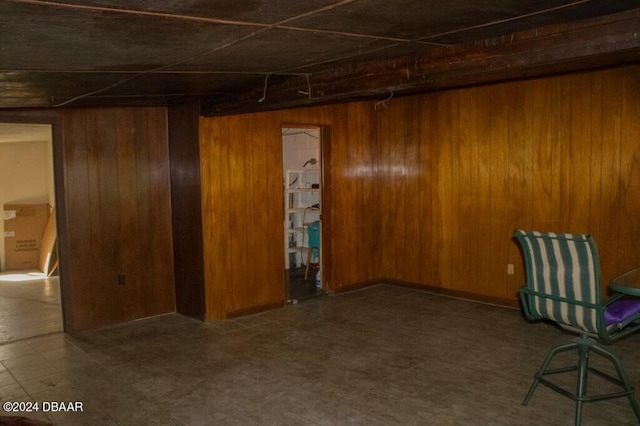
0 110 71 331
319 125 332 291
281 123 333 292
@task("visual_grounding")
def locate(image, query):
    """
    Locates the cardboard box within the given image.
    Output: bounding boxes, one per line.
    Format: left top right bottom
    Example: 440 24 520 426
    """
39 206 58 275
3 204 51 271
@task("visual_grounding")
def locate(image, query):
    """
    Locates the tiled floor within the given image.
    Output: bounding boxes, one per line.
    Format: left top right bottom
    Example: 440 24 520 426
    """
0 271 62 342
1 284 640 425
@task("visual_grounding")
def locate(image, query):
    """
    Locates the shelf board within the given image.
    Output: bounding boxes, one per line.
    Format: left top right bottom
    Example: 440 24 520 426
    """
286 246 311 253
287 188 320 193
285 227 306 233
286 169 320 174
286 208 321 213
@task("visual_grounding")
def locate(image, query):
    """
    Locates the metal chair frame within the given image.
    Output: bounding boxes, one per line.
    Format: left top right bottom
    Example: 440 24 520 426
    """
515 230 640 425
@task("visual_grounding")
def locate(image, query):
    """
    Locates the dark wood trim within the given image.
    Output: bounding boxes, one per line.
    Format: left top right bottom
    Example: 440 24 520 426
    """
225 301 284 319
331 279 381 295
167 103 206 320
319 125 332 293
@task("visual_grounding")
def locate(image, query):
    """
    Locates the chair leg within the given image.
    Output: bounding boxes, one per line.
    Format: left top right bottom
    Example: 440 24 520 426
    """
590 344 640 422
304 247 319 280
523 341 579 406
525 337 640 425
574 342 590 426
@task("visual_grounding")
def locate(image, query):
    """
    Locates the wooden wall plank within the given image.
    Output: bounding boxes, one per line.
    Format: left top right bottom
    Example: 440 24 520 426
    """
62 110 94 326
324 105 356 286
619 68 640 274
505 82 527 297
262 112 286 298
400 96 422 284
485 83 510 297
525 76 563 231
358 103 380 282
417 97 436 286
225 115 250 313
390 101 407 281
588 73 603 242
117 108 141 320
142 108 175 316
247 112 277 306
561 73 592 232
377 105 395 280
457 87 481 292
433 91 459 290
59 107 175 330
378 100 407 281
199 116 231 320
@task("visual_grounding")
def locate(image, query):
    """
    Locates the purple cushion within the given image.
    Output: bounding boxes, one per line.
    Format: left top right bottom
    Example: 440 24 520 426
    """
605 300 640 326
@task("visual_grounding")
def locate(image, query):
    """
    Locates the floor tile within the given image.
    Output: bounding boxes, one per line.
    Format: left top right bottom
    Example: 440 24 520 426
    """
1 283 640 424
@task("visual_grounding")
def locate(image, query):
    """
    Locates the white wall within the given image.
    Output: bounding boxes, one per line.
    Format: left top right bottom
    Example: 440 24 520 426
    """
282 128 320 173
0 138 54 271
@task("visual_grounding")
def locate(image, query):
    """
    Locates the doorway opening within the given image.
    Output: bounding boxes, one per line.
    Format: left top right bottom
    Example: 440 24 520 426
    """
282 125 326 303
0 122 63 341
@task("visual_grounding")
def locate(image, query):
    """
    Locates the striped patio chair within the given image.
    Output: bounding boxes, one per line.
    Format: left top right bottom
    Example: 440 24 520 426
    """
514 230 640 426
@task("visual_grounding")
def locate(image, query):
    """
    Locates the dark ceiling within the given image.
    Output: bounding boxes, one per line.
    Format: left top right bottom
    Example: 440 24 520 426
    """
2 0 640 115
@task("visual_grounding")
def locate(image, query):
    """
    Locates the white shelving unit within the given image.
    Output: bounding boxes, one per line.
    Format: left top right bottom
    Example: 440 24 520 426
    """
284 169 321 270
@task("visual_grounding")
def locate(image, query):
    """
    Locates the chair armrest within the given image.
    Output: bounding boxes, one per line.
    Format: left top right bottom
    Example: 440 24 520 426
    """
604 292 625 306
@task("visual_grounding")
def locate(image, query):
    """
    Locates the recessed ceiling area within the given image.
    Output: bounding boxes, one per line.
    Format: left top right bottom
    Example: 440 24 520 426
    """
1 0 640 115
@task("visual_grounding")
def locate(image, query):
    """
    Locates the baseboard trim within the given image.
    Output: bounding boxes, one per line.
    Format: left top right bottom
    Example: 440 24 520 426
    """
331 279 381 294
207 279 518 322
225 301 285 320
331 278 518 309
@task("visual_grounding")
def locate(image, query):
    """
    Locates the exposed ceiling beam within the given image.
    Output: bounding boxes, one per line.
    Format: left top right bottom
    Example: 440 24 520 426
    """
200 8 640 117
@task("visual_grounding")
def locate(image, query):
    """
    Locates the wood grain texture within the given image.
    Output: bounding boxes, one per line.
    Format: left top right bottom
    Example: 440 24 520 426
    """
5 65 638 329
59 107 175 330
377 64 640 301
199 64 640 315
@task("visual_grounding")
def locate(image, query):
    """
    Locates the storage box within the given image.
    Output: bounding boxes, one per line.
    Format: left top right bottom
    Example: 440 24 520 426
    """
3 204 51 271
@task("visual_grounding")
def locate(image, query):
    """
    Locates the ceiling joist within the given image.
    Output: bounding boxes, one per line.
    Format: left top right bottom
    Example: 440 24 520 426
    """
201 8 640 116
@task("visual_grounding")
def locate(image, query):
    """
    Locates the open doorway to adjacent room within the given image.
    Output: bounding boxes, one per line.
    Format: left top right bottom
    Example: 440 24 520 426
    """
0 123 63 342
282 125 326 303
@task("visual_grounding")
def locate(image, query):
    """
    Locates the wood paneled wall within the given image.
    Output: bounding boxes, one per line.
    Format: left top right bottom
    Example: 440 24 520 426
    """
377 65 640 302
59 107 175 330
200 64 640 317
199 103 379 319
2 66 638 330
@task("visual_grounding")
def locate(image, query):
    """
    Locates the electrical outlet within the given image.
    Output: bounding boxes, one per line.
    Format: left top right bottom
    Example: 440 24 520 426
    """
118 273 126 285
507 264 515 275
